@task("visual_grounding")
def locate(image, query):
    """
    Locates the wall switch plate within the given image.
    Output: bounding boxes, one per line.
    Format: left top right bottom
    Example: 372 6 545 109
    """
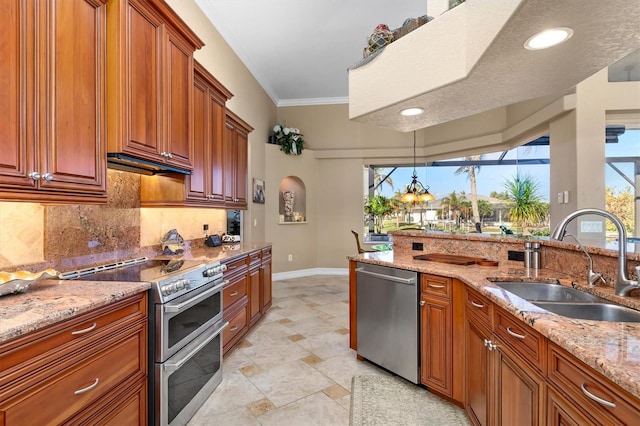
508 250 525 261
580 221 603 233
563 190 569 203
557 193 563 204
412 242 424 251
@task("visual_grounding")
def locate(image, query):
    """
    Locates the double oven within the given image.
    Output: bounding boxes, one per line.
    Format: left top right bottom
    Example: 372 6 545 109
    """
61 257 227 426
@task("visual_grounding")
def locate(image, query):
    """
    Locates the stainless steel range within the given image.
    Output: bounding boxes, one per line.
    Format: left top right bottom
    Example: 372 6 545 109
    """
60 257 228 426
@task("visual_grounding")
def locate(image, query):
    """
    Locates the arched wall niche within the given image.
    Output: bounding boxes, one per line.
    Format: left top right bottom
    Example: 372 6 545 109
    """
279 176 306 223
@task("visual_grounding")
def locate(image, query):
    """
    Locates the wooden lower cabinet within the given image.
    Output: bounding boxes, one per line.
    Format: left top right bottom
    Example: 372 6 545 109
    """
547 386 594 426
261 248 272 311
248 264 261 326
222 247 272 355
494 343 546 425
464 289 545 426
420 294 452 396
465 313 492 426
0 293 148 425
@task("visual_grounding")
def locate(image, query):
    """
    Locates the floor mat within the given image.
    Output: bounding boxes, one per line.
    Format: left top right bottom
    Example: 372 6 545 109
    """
350 375 471 426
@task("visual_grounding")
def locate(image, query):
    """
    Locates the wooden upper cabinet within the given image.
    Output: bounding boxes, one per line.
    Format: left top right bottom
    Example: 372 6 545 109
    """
224 110 252 209
106 0 203 170
185 61 232 206
0 0 107 202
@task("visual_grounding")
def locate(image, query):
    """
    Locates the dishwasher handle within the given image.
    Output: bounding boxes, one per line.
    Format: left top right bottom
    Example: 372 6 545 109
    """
356 268 416 285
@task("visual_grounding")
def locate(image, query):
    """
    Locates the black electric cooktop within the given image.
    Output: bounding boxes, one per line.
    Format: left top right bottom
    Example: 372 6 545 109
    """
59 258 205 282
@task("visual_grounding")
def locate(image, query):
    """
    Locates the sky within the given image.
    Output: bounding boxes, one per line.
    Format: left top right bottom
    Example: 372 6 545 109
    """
374 129 639 202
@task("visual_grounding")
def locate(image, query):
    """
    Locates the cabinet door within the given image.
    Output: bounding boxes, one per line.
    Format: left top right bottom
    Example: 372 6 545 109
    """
223 120 237 205
547 386 594 426
261 257 272 311
248 266 261 325
0 0 35 189
494 343 546 426
208 91 225 204
164 30 193 169
420 294 452 396
234 126 248 207
39 0 106 193
124 0 163 160
186 72 209 202
465 314 492 426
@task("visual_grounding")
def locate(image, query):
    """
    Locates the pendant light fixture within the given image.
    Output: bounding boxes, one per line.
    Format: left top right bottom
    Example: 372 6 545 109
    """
401 131 435 203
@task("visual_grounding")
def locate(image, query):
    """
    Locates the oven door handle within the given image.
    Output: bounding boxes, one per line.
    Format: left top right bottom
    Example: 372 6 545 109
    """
164 280 228 313
163 321 229 372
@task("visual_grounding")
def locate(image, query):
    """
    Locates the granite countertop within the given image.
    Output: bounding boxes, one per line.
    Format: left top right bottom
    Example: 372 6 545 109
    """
0 242 272 346
0 280 151 344
351 250 640 400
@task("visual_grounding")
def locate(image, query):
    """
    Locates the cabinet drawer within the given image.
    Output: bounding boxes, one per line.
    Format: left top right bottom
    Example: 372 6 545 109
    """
223 256 248 278
548 343 640 425
223 276 247 310
464 286 492 326
223 301 248 348
1 325 145 425
261 247 272 259
248 250 261 267
421 274 452 299
0 294 146 390
494 308 545 372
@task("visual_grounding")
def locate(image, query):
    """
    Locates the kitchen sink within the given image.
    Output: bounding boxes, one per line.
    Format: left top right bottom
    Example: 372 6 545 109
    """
533 302 640 323
495 282 606 303
494 281 640 322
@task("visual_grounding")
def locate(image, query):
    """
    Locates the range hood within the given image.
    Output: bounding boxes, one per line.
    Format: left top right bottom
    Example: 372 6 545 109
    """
107 153 192 176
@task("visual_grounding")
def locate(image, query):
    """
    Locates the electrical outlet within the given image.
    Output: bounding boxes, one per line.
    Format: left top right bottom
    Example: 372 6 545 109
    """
412 242 424 251
557 193 563 204
508 250 525 261
288 254 293 261
563 190 569 203
254 218 257 227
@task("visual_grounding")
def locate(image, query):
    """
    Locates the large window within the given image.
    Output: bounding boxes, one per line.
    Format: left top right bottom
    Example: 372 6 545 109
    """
368 142 551 235
605 126 639 245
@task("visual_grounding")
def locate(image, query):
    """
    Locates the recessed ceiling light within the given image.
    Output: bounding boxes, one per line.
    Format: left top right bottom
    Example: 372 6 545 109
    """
524 27 574 50
400 107 424 116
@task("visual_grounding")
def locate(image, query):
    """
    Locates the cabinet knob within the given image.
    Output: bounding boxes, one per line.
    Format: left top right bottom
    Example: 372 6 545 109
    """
28 172 41 180
41 173 54 181
419 300 425 306
167 152 173 158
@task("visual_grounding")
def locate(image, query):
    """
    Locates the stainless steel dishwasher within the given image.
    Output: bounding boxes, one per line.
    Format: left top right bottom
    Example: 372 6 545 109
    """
356 262 419 383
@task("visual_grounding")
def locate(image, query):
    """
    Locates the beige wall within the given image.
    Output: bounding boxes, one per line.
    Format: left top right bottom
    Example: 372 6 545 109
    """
2 2 639 275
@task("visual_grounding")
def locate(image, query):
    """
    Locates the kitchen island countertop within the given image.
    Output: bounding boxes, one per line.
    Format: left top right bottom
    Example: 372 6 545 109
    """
351 250 640 400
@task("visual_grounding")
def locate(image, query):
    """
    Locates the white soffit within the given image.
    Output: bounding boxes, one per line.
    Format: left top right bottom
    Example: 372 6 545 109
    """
348 0 640 132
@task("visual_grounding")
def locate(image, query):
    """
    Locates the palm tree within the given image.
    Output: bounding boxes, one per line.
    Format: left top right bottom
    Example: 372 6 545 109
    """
440 191 466 229
503 174 545 232
364 195 393 234
372 167 394 196
455 155 483 224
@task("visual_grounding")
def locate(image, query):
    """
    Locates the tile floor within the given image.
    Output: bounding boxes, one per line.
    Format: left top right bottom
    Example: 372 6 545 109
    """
187 275 389 426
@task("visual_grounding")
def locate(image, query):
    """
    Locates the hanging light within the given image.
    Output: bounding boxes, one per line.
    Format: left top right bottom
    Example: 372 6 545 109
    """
401 131 435 203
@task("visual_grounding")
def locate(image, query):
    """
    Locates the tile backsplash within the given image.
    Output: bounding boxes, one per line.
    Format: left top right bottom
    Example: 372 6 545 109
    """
0 170 226 272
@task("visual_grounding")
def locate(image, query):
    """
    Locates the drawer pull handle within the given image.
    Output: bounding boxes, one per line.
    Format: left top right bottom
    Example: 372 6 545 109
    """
581 382 616 408
428 283 446 289
230 291 238 296
71 323 97 335
506 326 526 340
74 378 99 395
471 301 485 308
230 326 238 332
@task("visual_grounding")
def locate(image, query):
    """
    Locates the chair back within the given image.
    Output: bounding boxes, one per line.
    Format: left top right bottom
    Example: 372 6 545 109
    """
351 230 377 253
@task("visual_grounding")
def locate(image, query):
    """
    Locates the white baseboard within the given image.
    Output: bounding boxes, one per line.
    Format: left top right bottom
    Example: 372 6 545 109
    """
273 268 349 281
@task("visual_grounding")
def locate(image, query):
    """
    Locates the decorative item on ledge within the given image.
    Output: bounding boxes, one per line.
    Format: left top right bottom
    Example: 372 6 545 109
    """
271 124 305 155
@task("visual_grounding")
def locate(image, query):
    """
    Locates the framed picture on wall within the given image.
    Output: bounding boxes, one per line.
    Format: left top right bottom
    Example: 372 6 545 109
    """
253 178 265 204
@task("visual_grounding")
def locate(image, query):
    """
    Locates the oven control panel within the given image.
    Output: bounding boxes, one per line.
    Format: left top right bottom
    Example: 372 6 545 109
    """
161 278 192 296
203 263 227 278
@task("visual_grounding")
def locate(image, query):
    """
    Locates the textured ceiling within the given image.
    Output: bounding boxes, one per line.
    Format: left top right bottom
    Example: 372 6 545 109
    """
349 0 640 131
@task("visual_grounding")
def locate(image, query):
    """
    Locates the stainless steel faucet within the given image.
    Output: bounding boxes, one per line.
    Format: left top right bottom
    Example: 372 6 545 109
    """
551 208 639 296
563 234 605 286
